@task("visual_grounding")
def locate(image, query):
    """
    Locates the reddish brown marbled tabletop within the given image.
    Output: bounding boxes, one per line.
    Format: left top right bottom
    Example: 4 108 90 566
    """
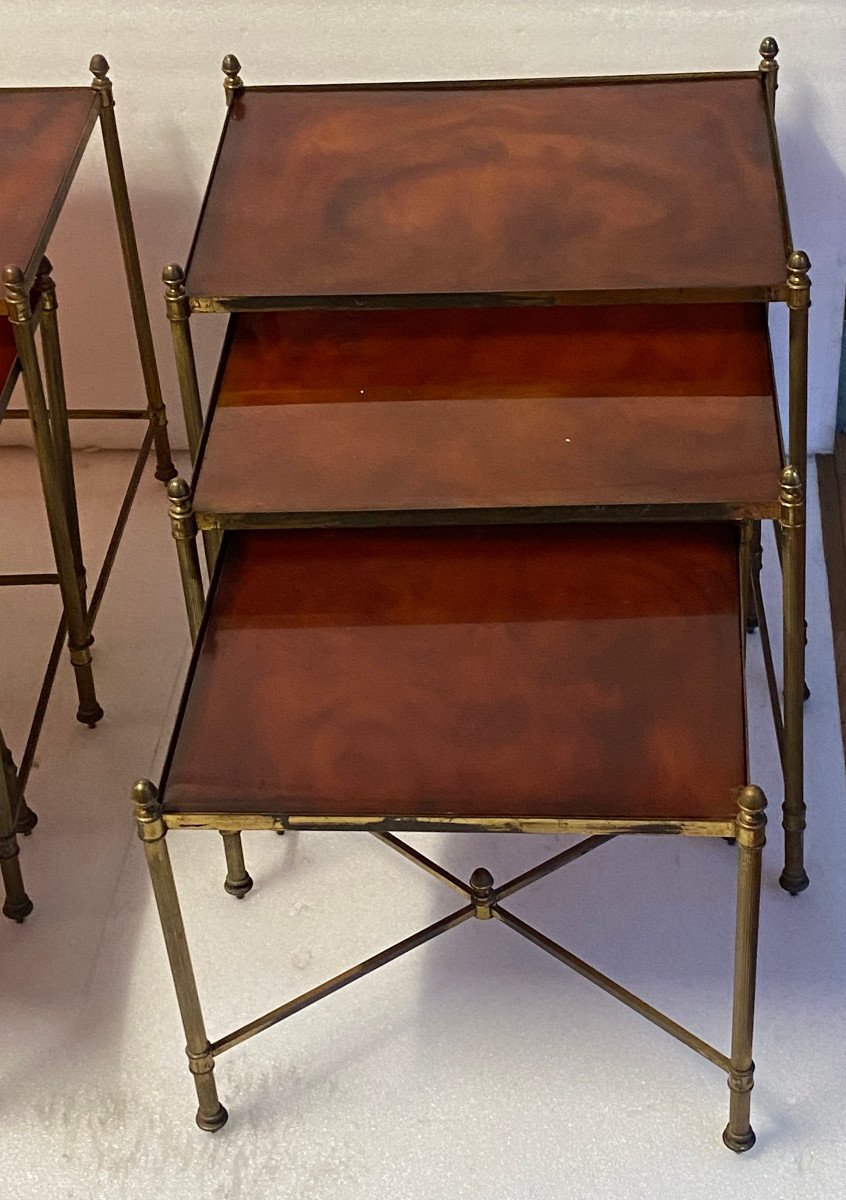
193 303 782 525
185 76 787 307
162 522 746 823
0 88 98 289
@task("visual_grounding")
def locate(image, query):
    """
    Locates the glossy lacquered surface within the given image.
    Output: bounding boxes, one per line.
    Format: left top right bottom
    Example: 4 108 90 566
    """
194 304 781 522
0 88 98 279
163 524 746 822
185 77 786 304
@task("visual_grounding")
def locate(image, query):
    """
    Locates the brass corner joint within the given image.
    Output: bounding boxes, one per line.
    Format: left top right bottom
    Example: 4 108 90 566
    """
163 263 190 323
133 779 165 842
758 36 779 108
786 249 811 311
168 477 197 542
735 785 767 850
779 464 804 529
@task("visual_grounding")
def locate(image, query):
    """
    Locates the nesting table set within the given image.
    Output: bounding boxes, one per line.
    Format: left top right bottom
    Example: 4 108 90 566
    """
130 40 809 1150
0 59 175 921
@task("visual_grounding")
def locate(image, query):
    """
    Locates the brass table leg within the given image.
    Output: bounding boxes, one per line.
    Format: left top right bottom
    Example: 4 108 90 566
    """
90 55 176 483
723 785 766 1152
780 250 811 894
780 464 808 894
221 831 253 898
167 484 249 890
1 727 37 836
133 781 227 1130
36 259 87 616
0 726 33 922
3 267 103 727
745 520 762 633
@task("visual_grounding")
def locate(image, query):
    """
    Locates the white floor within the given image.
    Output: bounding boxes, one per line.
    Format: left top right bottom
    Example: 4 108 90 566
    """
1 447 845 1200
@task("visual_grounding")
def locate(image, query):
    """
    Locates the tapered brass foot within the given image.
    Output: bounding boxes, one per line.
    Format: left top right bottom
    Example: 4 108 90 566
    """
722 1122 756 1153
2 892 33 923
221 832 253 899
76 699 105 727
15 804 38 836
196 1103 229 1132
779 868 809 896
155 460 178 483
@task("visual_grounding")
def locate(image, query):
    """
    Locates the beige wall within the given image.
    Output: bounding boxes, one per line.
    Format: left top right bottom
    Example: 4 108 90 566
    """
1 1 844 451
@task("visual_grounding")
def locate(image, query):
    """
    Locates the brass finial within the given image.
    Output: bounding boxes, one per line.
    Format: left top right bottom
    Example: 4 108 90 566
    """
167 476 190 504
90 53 110 79
786 250 811 310
222 54 243 105
759 36 779 66
90 54 115 107
163 262 186 291
470 867 495 919
132 780 165 840
758 38 779 110
787 249 811 278
35 257 58 312
735 785 767 849
168 477 198 544
780 464 802 495
163 263 190 321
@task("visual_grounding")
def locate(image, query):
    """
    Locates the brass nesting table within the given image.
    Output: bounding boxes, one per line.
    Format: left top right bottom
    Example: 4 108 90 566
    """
0 58 176 918
138 39 808 1151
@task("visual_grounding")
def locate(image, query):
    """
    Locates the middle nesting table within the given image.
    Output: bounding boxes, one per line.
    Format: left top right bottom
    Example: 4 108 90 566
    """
189 303 781 531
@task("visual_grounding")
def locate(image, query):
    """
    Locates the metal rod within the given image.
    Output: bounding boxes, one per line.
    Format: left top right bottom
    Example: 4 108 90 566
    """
371 831 471 896
17 617 66 794
497 835 616 902
494 905 730 1072
0 726 33 922
751 570 785 767
167 479 205 642
212 904 475 1057
2 408 148 420
87 425 153 625
779 465 808 893
0 573 59 587
90 55 175 482
162 264 204 463
37 260 87 600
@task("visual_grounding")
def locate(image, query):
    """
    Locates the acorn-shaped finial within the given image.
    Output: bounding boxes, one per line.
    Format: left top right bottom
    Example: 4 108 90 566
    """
222 53 244 105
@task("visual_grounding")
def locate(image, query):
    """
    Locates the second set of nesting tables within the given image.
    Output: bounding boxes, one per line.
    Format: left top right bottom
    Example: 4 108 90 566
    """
135 40 810 1151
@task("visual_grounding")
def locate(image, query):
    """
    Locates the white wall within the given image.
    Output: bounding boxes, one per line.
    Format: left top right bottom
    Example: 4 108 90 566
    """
1 1 844 452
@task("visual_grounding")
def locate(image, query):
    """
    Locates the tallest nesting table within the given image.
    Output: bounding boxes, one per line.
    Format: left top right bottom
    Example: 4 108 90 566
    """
139 39 809 1149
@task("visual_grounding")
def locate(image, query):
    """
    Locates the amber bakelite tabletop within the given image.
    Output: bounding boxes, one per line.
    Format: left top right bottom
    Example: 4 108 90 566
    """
185 75 787 308
162 523 746 826
0 88 99 295
193 303 782 525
